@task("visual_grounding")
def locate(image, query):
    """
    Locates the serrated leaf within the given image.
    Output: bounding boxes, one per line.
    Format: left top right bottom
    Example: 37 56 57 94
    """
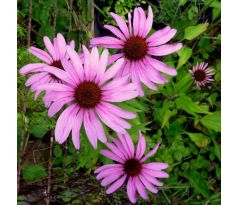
23 165 47 181
200 111 221 132
184 171 211 198
177 46 193 68
187 132 210 147
184 23 209 40
176 94 210 116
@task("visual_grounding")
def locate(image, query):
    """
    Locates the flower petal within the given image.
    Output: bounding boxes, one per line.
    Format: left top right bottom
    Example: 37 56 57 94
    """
19 63 47 75
136 131 146 159
148 43 182 56
72 109 83 149
141 142 160 162
29 47 53 64
110 12 130 38
127 177 137 204
143 6 153 37
43 36 57 60
104 25 126 41
134 176 149 199
90 37 124 48
143 162 169 171
139 174 158 194
106 175 127 194
57 33 67 58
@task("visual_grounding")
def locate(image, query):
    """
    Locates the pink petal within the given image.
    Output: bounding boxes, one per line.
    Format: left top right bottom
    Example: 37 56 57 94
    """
100 102 136 119
100 150 124 163
82 45 91 81
104 25 126 41
61 59 80 84
133 8 140 36
142 169 169 178
66 46 84 82
101 173 123 187
53 37 60 60
110 12 130 39
19 63 47 75
127 177 137 204
90 37 124 48
36 83 74 92
99 58 125 85
88 47 100 81
96 107 127 134
72 109 83 149
105 142 127 161
136 131 146 159
123 133 135 157
94 164 123 174
96 49 109 82
48 97 73 117
145 56 177 76
117 133 133 158
43 36 56 60
148 43 183 56
141 173 164 187
137 7 147 37
131 62 144 96
25 73 48 86
83 110 98 149
106 175 127 194
42 66 75 86
146 26 171 43
108 53 124 65
57 33 67 58
141 142 160 162
96 166 124 180
55 105 75 144
29 47 53 64
89 109 107 143
143 6 153 37
128 13 132 35
147 28 177 47
110 136 131 160
134 176 148 199
103 90 138 102
143 162 169 171
139 174 158 193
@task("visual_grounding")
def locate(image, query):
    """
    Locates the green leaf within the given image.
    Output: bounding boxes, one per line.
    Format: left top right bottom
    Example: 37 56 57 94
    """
178 0 187 7
53 145 63 158
184 23 209 40
184 171 211 198
177 46 193 68
176 94 210 116
23 164 47 181
187 132 210 147
200 111 221 132
175 73 193 93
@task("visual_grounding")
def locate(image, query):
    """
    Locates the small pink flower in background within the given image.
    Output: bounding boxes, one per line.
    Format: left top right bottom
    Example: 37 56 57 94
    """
95 131 169 204
35 46 138 149
19 33 76 106
189 62 215 86
90 6 182 96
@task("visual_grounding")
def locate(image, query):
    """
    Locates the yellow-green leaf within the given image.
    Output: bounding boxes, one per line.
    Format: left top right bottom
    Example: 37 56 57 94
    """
177 46 193 68
184 23 209 40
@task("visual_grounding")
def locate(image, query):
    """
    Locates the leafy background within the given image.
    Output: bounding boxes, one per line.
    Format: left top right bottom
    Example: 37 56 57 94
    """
17 0 221 204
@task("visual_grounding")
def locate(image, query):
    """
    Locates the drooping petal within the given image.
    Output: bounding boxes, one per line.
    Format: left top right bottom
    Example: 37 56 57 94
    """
139 174 158 193
134 176 149 199
106 175 127 194
108 53 124 64
100 150 124 163
141 173 164 187
127 177 137 204
36 83 74 92
94 164 123 174
96 166 124 180
142 169 169 178
101 173 124 187
72 109 83 149
148 43 182 56
83 110 98 149
25 73 48 86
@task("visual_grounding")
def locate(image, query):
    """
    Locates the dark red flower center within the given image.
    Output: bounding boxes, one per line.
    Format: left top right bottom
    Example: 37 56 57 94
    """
124 36 148 61
124 159 142 176
193 69 206 82
49 60 64 81
74 81 102 108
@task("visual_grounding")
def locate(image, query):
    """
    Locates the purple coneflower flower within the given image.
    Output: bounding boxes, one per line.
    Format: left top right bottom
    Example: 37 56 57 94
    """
95 131 169 204
90 6 182 96
19 33 76 106
35 46 138 149
189 62 215 86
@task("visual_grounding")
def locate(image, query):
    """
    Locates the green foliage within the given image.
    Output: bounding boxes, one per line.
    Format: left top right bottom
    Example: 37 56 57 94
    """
184 23 209 40
23 164 47 181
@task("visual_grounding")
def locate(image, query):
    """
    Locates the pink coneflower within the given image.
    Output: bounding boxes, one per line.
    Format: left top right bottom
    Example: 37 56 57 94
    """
90 6 182 96
189 62 215 86
19 33 76 106
95 132 169 204
35 46 138 149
